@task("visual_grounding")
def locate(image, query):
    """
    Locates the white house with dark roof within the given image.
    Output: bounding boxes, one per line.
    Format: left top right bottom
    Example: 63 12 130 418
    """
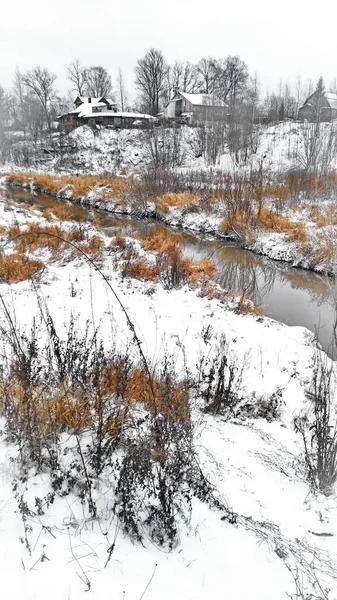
163 90 228 124
298 91 337 122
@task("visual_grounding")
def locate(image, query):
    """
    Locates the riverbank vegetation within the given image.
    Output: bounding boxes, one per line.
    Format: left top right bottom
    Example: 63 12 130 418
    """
3 166 337 274
0 191 336 598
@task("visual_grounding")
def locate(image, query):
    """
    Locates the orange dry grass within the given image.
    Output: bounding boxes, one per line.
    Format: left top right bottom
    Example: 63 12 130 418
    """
125 258 160 281
258 205 308 242
219 209 254 239
189 258 217 285
0 376 131 439
6 172 131 200
8 223 86 258
126 368 189 420
155 193 200 213
237 291 262 316
139 227 183 253
0 253 44 283
110 232 127 249
43 203 89 222
75 235 105 258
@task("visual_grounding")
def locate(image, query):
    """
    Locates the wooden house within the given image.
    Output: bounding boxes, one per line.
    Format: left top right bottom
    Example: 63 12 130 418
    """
57 96 156 128
298 92 337 122
163 90 228 124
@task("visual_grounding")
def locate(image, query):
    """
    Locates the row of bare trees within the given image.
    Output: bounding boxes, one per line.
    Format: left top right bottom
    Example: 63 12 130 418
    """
134 49 253 114
1 47 337 150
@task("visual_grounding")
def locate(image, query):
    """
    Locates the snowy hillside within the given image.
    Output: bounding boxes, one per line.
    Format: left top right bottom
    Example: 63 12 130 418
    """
3 120 337 177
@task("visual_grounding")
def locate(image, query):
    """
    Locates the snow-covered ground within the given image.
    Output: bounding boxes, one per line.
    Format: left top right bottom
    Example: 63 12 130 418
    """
2 120 337 176
0 193 337 599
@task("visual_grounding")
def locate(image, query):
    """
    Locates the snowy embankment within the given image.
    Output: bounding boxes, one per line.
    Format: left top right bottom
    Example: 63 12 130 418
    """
3 120 337 274
0 193 337 599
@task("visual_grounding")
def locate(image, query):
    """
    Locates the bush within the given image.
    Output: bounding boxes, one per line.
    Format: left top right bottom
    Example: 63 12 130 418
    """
197 334 247 416
294 351 337 494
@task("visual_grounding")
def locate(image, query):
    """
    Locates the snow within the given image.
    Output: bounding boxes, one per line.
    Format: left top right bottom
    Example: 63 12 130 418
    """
179 91 226 107
0 195 336 599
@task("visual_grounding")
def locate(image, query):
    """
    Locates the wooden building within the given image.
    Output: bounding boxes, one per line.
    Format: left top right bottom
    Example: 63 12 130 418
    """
163 90 228 124
57 96 156 129
298 92 337 122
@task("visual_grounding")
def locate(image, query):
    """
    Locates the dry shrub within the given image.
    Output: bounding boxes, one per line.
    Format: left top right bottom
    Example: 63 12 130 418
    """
258 204 308 242
310 237 335 264
157 243 192 288
230 209 254 239
110 232 127 249
198 281 229 303
219 217 230 233
155 193 200 213
0 253 44 283
125 258 160 281
310 204 337 228
139 226 183 252
189 258 217 286
75 235 105 258
236 291 262 315
30 203 44 212
126 368 189 421
7 223 87 260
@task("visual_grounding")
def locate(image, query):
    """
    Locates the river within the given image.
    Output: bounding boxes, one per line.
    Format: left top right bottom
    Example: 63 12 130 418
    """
4 186 337 358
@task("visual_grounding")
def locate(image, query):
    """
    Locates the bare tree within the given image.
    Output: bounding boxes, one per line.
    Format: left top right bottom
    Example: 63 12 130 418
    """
213 55 249 106
116 68 128 111
169 61 200 94
85 66 112 97
66 59 87 96
22 66 57 131
196 57 217 94
135 48 168 115
0 84 12 133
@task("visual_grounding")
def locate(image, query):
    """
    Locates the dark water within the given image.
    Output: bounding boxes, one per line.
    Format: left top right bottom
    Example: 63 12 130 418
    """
4 187 337 357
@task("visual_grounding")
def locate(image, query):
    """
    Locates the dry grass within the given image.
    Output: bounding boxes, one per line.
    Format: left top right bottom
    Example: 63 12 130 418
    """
220 204 308 243
257 204 308 242
0 358 189 443
124 258 160 281
74 236 105 259
8 223 86 258
110 232 127 249
0 253 44 283
309 235 335 264
126 368 189 421
219 209 254 239
43 203 89 222
189 258 217 286
155 193 200 213
6 172 132 200
236 291 262 315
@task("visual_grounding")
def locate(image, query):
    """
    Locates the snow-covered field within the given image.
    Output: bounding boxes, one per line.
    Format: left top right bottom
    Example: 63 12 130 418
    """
0 193 337 599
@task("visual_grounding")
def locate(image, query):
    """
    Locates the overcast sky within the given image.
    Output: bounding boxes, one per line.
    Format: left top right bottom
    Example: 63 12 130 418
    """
1 0 337 101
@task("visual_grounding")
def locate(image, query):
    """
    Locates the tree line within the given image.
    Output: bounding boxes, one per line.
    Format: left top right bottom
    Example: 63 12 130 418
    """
0 47 334 137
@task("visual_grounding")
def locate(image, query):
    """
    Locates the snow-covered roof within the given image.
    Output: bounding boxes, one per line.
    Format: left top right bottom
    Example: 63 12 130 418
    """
300 92 337 111
76 96 116 107
325 92 337 109
178 91 226 107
